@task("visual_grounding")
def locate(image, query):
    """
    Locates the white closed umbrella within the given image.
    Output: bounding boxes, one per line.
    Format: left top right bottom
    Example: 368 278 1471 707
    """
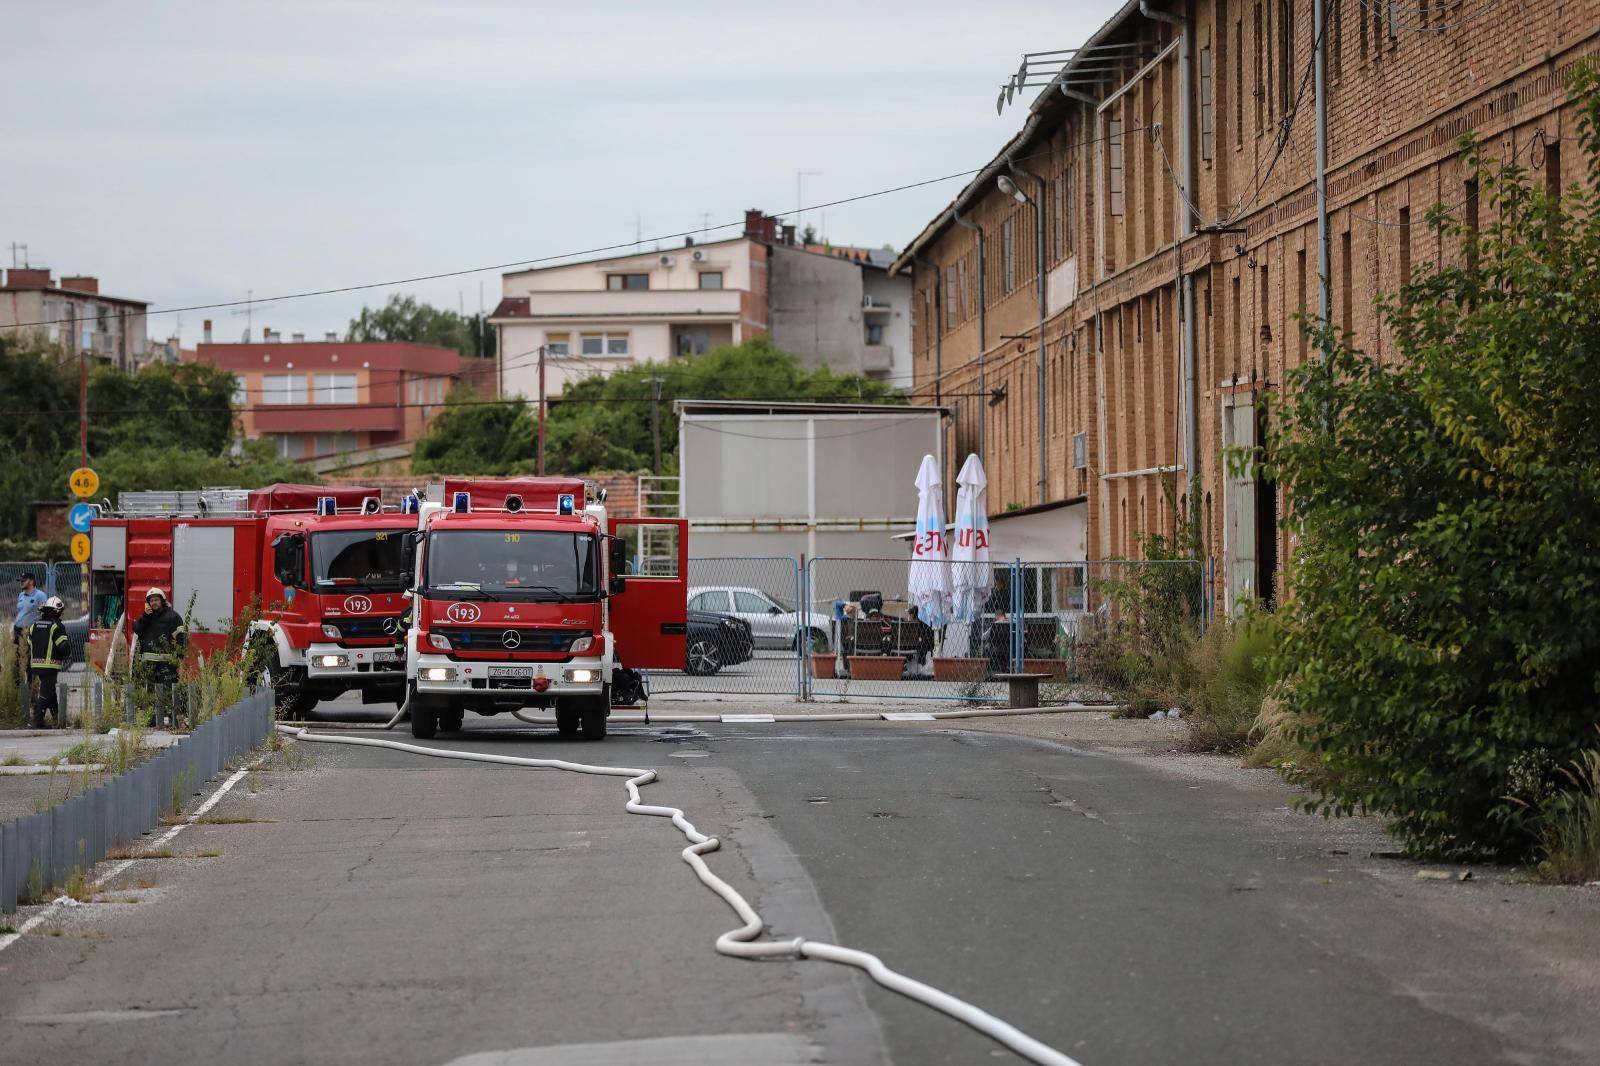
950 454 993 622
907 454 951 627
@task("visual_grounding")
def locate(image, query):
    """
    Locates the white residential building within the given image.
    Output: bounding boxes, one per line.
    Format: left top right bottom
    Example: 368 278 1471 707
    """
490 211 912 400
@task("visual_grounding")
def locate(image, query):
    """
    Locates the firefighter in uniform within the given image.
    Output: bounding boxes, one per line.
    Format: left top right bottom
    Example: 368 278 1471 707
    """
28 596 72 728
392 600 413 717
133 587 188 726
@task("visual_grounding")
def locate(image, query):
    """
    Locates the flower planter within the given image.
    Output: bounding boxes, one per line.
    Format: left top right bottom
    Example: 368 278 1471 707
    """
1023 658 1071 681
933 656 988 682
810 653 836 679
847 655 906 681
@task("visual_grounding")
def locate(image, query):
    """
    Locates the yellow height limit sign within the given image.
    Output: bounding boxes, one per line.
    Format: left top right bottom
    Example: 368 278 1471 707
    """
70 467 99 499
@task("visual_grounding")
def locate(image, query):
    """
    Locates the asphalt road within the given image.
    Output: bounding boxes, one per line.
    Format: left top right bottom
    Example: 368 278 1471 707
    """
1 706 1596 1066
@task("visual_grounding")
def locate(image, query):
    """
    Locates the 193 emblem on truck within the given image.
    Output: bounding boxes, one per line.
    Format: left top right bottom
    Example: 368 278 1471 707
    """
344 595 373 614
446 602 482 623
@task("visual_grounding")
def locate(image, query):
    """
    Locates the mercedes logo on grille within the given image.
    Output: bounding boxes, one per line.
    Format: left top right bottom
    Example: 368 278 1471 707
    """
501 630 522 650
381 617 398 635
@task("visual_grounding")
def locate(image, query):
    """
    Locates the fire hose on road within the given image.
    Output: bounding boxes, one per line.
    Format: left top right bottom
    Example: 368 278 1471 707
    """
274 723 1084 1066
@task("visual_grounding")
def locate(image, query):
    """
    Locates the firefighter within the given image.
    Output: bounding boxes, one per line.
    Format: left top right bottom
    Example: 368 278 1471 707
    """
133 587 187 726
27 596 72 728
392 599 412 661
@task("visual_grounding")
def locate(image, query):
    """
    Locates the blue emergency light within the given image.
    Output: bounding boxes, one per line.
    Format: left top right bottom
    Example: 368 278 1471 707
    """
401 494 420 514
557 493 575 515
453 492 471 513
316 496 337 516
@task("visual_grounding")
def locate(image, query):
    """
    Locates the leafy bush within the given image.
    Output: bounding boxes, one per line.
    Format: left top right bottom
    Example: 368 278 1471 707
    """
1265 67 1600 859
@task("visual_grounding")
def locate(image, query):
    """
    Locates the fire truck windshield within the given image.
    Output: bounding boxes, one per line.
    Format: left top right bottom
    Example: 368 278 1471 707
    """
310 529 411 592
425 530 599 602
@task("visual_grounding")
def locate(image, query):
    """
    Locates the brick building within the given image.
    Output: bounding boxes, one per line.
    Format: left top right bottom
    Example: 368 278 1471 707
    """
892 0 1599 609
186 327 496 461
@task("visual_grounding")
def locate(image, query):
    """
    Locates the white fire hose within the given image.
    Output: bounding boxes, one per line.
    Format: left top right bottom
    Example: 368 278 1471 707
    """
275 723 1083 1066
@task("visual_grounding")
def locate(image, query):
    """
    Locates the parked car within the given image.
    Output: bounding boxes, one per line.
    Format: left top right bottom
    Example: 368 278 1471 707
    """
685 609 755 676
687 586 831 651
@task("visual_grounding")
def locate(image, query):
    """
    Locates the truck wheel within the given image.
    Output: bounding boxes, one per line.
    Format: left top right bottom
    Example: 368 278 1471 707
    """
440 709 464 733
411 704 438 739
580 702 608 740
556 706 580 737
269 665 316 720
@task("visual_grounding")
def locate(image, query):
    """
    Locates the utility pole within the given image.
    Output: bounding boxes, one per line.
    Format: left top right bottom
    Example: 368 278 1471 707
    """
536 346 547 475
650 376 663 475
76 309 87 468
1314 0 1332 334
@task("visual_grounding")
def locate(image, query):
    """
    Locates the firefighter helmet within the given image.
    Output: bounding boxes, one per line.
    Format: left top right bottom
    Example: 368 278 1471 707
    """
44 596 64 613
145 587 167 603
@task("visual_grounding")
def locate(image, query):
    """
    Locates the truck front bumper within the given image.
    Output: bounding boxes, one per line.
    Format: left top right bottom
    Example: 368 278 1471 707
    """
412 653 607 698
305 642 404 682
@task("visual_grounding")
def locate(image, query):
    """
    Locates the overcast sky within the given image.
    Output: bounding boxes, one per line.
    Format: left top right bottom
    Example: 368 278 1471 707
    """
2 1 1119 346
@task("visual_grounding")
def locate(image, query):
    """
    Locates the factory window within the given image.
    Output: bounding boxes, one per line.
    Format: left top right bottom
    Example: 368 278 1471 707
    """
1107 117 1125 216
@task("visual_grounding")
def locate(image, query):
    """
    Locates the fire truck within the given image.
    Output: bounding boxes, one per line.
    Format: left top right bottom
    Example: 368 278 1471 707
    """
400 477 688 740
87 484 418 715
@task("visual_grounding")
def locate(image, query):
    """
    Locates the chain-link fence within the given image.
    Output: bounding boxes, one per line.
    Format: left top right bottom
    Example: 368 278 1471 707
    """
800 557 1212 703
642 557 806 698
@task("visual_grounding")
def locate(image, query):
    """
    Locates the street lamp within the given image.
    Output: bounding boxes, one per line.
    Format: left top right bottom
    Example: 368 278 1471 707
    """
996 174 1033 205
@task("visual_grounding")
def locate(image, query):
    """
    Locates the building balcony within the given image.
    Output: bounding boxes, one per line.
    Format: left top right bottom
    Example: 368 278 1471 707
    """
863 344 894 374
251 404 404 434
511 288 742 321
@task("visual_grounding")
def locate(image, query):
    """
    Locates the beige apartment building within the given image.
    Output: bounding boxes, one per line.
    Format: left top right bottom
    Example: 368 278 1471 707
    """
893 0 1599 610
490 211 911 399
0 268 150 370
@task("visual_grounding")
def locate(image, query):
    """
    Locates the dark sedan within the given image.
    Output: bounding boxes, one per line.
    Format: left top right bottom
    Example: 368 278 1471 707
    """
685 609 754 675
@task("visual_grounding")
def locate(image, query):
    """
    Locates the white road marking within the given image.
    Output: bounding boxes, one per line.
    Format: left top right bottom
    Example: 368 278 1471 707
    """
0 765 254 955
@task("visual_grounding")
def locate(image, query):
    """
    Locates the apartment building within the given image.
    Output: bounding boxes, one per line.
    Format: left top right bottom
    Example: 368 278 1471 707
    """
187 326 494 460
490 211 911 399
893 0 1599 608
0 268 150 369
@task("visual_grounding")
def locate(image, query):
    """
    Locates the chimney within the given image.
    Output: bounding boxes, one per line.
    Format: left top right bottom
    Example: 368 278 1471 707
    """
203 319 213 344
2 268 52 289
742 208 765 239
325 331 339 342
781 224 796 246
59 275 99 295
684 235 696 247
264 328 279 343
291 332 305 342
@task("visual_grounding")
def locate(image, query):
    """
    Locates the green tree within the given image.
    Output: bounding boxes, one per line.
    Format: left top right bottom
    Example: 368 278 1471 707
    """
411 385 536 475
411 335 903 477
1266 66 1600 859
88 440 311 502
347 293 494 359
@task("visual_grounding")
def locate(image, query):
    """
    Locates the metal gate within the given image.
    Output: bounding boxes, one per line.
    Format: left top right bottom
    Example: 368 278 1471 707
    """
642 557 806 698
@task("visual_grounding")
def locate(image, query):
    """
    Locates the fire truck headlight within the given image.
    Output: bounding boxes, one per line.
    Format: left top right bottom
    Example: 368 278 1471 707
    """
565 669 596 683
321 624 341 639
423 667 456 682
319 654 349 668
428 633 452 651
569 635 594 654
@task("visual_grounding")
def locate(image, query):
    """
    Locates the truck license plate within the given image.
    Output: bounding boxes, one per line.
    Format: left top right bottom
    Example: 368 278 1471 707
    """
371 650 396 663
488 666 536 679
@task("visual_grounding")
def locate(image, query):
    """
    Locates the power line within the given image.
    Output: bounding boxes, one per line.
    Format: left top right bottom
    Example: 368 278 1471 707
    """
0 126 1138 336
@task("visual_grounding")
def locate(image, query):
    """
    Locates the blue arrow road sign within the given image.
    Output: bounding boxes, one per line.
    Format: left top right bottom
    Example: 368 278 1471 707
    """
68 502 95 534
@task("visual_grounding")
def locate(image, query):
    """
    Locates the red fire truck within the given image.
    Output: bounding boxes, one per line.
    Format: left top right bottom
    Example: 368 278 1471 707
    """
401 477 687 740
88 484 418 715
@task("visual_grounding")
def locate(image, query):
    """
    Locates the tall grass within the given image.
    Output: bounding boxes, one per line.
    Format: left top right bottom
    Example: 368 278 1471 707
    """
1535 746 1600 884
